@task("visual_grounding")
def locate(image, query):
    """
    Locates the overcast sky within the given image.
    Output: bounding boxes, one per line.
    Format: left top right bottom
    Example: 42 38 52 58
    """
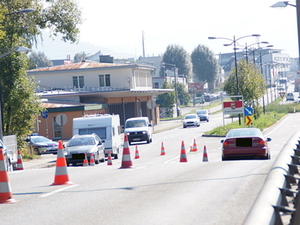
35 0 299 59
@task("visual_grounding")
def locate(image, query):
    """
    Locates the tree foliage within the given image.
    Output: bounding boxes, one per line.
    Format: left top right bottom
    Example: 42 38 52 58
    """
74 52 87 63
28 51 53 69
156 81 175 116
223 59 266 118
0 0 82 147
191 44 218 86
177 83 190 106
161 44 191 80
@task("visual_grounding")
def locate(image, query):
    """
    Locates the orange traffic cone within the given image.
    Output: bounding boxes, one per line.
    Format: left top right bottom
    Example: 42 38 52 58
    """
0 148 17 203
52 140 73 185
180 141 188 162
203 145 208 162
16 149 24 170
83 153 89 166
190 139 198 152
160 142 166 155
120 135 133 169
135 145 140 159
107 150 113 166
89 153 95 166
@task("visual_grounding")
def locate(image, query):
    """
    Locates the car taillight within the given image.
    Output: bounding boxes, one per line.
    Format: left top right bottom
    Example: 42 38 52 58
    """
252 138 266 146
223 139 235 147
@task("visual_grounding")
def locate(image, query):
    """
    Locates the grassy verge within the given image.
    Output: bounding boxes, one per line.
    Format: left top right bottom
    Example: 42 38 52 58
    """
204 98 297 136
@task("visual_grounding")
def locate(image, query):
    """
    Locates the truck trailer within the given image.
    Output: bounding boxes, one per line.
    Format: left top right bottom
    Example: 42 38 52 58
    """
73 114 122 159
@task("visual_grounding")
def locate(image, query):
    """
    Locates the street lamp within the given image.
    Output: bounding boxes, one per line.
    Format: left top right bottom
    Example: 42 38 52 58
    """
271 1 300 70
161 62 180 117
208 34 260 125
0 46 32 140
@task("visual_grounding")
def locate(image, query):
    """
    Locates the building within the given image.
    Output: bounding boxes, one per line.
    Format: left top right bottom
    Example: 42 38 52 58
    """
27 62 173 140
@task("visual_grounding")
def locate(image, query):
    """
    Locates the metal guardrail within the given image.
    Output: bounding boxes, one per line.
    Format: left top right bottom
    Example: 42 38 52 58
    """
243 131 300 225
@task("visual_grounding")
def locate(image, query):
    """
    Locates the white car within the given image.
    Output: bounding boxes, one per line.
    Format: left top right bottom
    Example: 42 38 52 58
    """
182 114 200 128
295 96 300 103
124 117 153 145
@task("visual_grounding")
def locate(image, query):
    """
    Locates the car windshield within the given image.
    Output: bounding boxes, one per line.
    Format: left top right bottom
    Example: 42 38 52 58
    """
125 120 146 128
31 136 50 143
68 137 95 146
185 115 196 119
226 129 263 138
196 110 207 115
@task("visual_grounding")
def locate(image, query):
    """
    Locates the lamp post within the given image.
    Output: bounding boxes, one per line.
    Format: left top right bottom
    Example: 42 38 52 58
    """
161 62 180 117
271 1 300 70
0 46 31 140
208 34 260 125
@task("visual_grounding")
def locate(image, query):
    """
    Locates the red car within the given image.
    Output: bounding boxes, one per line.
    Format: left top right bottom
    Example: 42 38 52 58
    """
221 128 271 160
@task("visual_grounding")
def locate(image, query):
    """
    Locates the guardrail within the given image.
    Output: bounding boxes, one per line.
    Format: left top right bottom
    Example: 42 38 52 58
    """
243 131 300 225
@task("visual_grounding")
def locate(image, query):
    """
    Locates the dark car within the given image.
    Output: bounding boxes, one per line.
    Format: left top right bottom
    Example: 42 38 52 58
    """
27 135 59 155
65 133 105 166
196 109 209 122
221 128 271 160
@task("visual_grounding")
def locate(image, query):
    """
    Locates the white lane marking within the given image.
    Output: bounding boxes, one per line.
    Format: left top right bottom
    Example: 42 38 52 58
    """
264 116 290 136
164 156 180 164
39 184 79 198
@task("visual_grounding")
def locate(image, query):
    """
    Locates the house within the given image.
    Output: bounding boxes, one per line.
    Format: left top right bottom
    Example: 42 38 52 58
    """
27 62 173 140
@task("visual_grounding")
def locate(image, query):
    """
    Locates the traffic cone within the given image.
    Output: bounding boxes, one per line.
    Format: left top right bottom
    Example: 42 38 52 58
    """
134 145 140 159
0 148 17 203
180 141 188 162
89 153 95 166
203 145 208 162
83 153 89 166
160 142 166 155
190 139 198 152
52 140 72 185
120 135 133 169
107 150 113 166
16 149 24 170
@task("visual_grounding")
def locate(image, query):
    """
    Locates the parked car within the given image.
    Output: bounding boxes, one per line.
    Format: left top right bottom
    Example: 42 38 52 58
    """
221 128 271 160
65 133 105 166
182 114 200 128
196 109 209 122
124 117 153 145
26 135 59 155
0 139 16 171
286 93 294 101
295 96 300 103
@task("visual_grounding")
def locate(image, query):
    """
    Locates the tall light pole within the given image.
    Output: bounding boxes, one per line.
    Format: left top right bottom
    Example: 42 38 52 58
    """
208 34 260 125
161 62 180 117
271 1 300 70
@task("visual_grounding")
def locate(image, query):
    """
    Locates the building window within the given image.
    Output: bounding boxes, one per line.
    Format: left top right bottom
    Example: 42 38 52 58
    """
73 76 84 88
99 74 111 87
154 82 159 89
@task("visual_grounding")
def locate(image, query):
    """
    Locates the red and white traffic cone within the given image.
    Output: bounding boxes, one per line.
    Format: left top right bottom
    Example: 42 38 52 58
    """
134 145 140 159
120 135 133 169
83 153 89 166
203 145 208 162
190 139 198 152
160 142 166 155
89 153 95 166
107 150 113 166
180 141 188 163
16 149 24 170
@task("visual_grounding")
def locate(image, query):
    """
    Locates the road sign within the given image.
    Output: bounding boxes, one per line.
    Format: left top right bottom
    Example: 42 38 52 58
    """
244 107 253 116
246 116 252 126
223 101 244 114
147 100 156 109
41 110 48 119
279 92 285 98
56 113 67 126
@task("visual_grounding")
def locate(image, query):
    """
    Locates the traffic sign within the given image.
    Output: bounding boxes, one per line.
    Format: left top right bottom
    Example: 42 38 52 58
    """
56 113 67 126
244 107 253 116
279 92 285 98
41 110 48 119
246 116 252 126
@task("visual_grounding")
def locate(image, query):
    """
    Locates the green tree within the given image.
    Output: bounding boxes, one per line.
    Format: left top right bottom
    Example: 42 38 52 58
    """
28 51 53 69
223 59 266 118
191 44 218 91
156 81 175 117
161 44 191 80
73 52 87 63
177 83 190 106
0 0 82 147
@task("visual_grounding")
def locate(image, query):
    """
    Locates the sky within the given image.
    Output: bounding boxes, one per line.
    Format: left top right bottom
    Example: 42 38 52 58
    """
34 0 300 60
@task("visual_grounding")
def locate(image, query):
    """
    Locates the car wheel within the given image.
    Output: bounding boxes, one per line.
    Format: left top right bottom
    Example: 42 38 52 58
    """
207 119 209 122
183 125 187 128
262 152 271 160
222 156 228 161
5 158 13 171
95 153 100 164
34 148 41 155
147 137 150 143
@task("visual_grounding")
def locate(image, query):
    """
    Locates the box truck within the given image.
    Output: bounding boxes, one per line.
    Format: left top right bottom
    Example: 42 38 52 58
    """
73 114 121 159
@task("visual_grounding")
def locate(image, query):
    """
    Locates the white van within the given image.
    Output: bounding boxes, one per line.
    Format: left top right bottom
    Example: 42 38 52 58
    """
124 117 153 145
73 114 121 159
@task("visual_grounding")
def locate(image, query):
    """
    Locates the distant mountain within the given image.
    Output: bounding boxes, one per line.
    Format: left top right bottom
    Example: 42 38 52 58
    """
33 36 136 60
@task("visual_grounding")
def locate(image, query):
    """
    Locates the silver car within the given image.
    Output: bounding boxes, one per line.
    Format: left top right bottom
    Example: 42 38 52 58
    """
65 133 105 166
182 114 200 128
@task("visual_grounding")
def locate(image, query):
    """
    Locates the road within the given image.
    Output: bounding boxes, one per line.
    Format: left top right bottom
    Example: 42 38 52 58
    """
1 111 300 224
